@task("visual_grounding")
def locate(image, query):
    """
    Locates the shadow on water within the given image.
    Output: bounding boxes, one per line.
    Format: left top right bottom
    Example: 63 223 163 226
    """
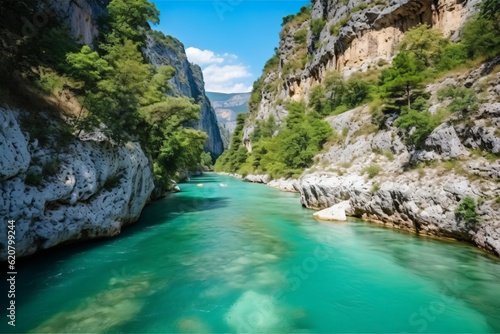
121 195 230 237
12 192 229 309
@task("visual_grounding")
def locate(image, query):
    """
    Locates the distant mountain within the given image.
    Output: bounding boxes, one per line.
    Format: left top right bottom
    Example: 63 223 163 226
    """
206 92 251 149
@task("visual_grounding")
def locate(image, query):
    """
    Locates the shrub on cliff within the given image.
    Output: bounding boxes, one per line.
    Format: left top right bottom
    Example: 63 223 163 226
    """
311 19 326 36
393 108 444 146
456 197 481 225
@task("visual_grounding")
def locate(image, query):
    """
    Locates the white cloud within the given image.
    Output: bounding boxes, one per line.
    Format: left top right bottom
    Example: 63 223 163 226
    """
185 47 252 93
186 47 224 65
202 64 252 93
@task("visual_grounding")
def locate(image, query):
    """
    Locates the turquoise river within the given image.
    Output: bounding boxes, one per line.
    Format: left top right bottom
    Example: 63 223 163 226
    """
4 173 500 333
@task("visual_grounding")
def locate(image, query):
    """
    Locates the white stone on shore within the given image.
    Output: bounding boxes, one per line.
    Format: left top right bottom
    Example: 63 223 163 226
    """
313 201 351 222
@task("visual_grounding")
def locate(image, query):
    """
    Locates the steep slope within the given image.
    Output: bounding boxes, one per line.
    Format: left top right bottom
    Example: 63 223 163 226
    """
0 108 154 259
0 0 221 259
206 92 250 149
223 0 500 256
144 33 224 157
44 0 223 157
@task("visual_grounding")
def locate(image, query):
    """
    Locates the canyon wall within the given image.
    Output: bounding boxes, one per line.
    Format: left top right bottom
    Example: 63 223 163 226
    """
0 0 222 259
240 0 500 256
244 0 480 141
44 0 223 156
144 34 224 156
0 108 154 259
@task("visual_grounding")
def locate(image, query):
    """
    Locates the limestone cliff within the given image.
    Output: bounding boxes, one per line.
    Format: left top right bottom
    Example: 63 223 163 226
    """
0 108 154 259
144 33 224 157
43 0 111 45
243 0 480 142
239 0 500 256
206 92 251 149
44 0 223 156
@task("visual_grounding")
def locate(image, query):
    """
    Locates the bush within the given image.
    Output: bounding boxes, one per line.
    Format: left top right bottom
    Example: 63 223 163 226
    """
455 197 481 224
42 159 61 177
436 43 468 71
437 85 479 115
294 29 308 45
201 152 213 168
282 14 296 27
311 19 326 36
248 77 263 113
352 3 368 12
329 15 351 36
462 15 500 59
394 109 443 146
363 165 381 178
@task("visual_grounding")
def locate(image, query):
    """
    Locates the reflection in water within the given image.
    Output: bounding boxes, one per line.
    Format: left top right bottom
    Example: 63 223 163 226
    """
8 173 500 333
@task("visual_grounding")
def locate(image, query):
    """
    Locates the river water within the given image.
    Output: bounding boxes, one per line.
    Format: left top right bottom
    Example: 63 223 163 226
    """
5 173 500 333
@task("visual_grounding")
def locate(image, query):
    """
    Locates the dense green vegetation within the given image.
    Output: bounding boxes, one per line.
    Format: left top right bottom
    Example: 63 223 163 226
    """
216 0 500 177
215 102 332 178
1 0 209 192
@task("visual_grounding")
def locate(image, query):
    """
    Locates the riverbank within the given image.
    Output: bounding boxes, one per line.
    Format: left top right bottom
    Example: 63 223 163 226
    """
218 171 500 257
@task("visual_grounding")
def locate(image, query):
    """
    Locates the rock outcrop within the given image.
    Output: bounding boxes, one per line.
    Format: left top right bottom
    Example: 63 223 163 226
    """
0 108 154 259
239 57 500 256
237 0 500 257
144 33 224 157
43 0 111 45
313 201 351 221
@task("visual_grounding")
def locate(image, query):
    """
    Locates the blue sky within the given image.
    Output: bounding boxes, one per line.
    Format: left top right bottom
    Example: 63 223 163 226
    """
151 0 309 93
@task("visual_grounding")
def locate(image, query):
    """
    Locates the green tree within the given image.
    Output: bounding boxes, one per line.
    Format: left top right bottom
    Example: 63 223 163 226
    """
67 46 111 88
462 15 500 59
399 24 448 67
107 0 160 44
380 52 424 109
393 109 442 145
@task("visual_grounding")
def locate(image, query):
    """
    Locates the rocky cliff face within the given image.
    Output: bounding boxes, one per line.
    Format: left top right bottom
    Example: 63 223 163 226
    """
43 0 110 45
144 34 224 157
243 0 480 143
0 108 154 259
44 0 224 156
239 0 500 256
206 92 250 149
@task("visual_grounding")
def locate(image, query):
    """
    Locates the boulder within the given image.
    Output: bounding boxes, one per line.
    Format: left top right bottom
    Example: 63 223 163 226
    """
313 201 351 222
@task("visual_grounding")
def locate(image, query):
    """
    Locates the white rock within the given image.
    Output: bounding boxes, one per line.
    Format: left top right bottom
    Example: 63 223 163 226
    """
313 201 351 222
0 108 155 260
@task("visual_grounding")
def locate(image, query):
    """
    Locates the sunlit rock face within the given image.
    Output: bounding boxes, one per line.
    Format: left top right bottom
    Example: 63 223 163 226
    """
242 0 480 140
144 34 224 157
234 0 499 257
0 109 154 259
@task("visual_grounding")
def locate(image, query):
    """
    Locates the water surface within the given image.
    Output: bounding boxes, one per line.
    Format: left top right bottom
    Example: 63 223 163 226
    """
5 173 500 333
